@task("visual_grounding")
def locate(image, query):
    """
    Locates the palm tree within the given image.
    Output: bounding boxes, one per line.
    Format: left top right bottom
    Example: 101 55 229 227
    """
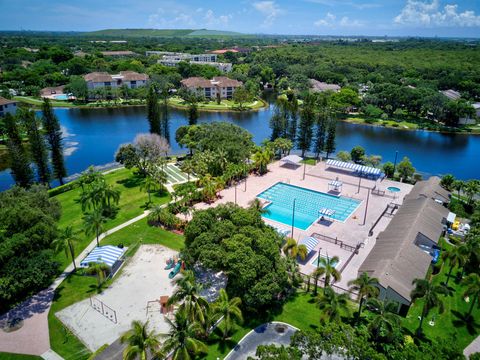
282 238 308 261
348 272 379 320
148 205 164 224
248 198 270 215
441 246 466 286
140 174 159 205
213 289 243 340
199 174 222 202
83 208 106 247
464 180 479 205
162 307 208 360
86 262 110 286
317 286 350 323
366 298 401 342
453 180 464 199
317 255 341 290
252 147 273 175
102 183 120 209
312 266 325 296
168 270 209 323
120 320 162 360
410 278 448 336
53 226 79 271
462 273 480 318
180 160 195 182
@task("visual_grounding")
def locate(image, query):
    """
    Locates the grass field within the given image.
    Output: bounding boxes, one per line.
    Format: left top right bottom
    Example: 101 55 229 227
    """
53 168 171 270
168 97 267 111
343 116 419 130
402 240 480 349
14 96 76 108
49 224 184 359
0 354 42 360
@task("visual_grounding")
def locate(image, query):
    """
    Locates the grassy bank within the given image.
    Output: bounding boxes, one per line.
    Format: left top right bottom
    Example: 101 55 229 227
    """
168 96 267 112
342 114 480 134
14 96 76 108
0 354 42 360
53 167 171 270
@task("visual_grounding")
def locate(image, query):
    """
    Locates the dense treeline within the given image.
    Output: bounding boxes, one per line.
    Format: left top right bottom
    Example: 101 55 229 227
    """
0 185 61 312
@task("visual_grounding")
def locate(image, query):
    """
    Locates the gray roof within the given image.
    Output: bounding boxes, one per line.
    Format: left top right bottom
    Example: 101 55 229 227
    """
358 178 449 302
406 176 450 203
281 154 303 165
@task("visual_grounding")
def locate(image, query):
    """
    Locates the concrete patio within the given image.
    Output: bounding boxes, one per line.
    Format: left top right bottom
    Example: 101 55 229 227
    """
193 160 413 291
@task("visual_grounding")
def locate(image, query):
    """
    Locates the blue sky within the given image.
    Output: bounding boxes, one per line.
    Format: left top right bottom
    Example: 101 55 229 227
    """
1 0 479 37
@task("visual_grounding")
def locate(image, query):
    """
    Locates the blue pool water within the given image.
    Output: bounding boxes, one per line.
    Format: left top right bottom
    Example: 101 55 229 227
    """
54 94 69 100
387 186 401 192
257 182 361 230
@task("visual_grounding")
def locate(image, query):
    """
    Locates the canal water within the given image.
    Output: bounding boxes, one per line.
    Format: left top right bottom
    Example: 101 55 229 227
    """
0 102 479 191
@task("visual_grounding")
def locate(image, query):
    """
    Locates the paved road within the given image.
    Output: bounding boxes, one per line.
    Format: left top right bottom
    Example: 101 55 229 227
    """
225 322 297 360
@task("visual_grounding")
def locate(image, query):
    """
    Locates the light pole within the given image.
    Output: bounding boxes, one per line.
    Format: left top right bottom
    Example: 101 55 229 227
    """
291 198 296 239
393 150 398 177
234 181 237 205
303 161 306 180
363 188 370 226
357 176 362 193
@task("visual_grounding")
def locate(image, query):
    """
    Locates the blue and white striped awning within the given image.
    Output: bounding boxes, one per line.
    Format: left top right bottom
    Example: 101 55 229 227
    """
80 245 125 268
326 159 382 176
299 237 319 254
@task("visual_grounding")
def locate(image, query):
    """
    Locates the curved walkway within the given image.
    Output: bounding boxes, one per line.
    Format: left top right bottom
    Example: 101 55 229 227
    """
0 209 153 358
224 322 298 360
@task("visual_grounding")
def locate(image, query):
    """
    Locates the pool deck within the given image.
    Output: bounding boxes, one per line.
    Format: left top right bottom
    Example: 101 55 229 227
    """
193 160 413 291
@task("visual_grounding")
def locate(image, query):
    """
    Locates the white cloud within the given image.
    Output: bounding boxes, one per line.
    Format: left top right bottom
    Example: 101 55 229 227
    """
395 0 480 27
204 9 232 26
148 6 231 29
314 12 363 27
253 1 282 27
306 0 382 10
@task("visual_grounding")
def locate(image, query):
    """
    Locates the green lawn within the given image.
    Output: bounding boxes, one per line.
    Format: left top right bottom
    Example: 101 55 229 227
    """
0 354 42 360
343 116 419 130
204 291 327 359
53 168 171 270
168 97 267 111
48 273 97 360
14 96 76 108
49 223 184 359
102 217 185 253
300 157 317 166
402 242 480 349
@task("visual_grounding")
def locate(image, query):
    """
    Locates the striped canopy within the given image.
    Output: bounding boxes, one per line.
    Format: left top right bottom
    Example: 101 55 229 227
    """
80 245 125 268
326 159 382 176
328 180 343 187
298 236 319 254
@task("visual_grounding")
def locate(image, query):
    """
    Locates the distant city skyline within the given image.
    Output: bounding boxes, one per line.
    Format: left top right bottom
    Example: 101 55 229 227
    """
1 0 480 37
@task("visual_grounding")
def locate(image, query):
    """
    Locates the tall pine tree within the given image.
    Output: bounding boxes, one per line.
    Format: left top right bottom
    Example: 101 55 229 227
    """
325 118 337 159
287 94 299 143
22 109 51 184
313 109 328 159
4 113 33 187
42 98 67 185
297 94 316 157
146 85 161 134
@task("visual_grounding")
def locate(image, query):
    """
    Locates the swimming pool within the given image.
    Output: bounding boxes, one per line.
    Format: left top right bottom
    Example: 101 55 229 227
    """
53 94 70 100
257 182 361 230
311 254 341 269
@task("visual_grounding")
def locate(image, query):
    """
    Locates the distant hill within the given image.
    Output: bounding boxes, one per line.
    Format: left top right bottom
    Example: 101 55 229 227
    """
84 28 245 38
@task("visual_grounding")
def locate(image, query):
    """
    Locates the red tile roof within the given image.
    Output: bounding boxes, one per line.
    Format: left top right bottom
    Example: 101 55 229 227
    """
0 97 17 106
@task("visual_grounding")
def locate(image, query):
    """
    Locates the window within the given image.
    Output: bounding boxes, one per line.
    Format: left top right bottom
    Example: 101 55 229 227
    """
104 82 111 86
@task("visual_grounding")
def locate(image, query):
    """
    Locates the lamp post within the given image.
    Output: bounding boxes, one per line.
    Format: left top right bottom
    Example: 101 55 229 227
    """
393 150 398 177
363 188 370 226
291 198 296 239
303 161 306 180
234 181 237 205
357 176 362 194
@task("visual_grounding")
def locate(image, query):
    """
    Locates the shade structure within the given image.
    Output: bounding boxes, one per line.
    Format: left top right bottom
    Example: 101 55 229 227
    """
80 245 125 268
328 180 343 188
281 155 303 166
272 225 291 237
298 236 319 255
326 159 382 176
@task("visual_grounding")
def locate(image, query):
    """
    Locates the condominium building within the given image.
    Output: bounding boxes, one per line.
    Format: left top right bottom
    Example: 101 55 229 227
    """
180 77 242 99
0 97 18 117
83 71 149 90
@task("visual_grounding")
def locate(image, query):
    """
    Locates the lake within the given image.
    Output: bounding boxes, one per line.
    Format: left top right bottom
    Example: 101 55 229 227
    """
1 102 479 191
